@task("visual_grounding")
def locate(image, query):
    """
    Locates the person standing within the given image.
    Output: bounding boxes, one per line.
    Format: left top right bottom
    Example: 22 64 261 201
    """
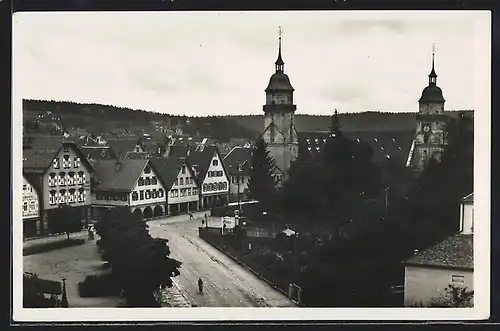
198 278 204 295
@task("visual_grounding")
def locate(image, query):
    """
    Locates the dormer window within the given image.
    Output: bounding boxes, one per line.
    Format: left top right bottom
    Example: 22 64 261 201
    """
73 157 81 168
212 159 219 166
53 158 60 169
63 155 71 168
237 165 243 172
144 165 151 174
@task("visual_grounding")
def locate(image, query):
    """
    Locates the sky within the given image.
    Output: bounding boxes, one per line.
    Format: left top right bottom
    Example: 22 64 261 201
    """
13 11 490 116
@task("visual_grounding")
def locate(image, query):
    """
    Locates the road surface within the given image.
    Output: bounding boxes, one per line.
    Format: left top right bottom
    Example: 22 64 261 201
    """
147 212 296 308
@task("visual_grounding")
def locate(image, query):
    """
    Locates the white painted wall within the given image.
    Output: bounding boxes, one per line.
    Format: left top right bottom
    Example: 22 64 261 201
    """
22 177 40 219
460 203 474 234
43 145 92 210
404 265 473 306
168 164 199 204
129 163 166 207
201 151 229 196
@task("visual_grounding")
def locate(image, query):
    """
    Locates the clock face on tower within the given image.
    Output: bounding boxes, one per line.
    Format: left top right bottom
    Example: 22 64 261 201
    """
423 124 431 133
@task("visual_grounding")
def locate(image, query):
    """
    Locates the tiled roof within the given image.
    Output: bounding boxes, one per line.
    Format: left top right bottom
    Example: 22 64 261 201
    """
462 193 474 203
23 135 75 172
80 146 117 161
405 234 473 270
91 159 148 192
297 130 414 166
186 145 228 182
169 145 191 158
106 138 141 156
150 156 190 190
124 151 151 160
223 147 253 176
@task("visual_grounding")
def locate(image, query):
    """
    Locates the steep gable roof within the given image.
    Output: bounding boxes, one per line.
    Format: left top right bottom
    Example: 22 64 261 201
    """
91 159 149 192
23 135 94 174
124 151 151 160
150 156 195 190
169 145 191 158
186 145 228 182
223 147 253 176
405 234 473 270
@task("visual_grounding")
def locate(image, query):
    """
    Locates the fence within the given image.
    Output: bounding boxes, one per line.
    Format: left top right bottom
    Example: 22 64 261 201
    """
198 227 301 306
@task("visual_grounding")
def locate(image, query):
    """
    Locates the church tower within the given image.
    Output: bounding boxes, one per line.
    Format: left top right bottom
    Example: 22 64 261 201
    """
408 47 448 170
261 27 299 180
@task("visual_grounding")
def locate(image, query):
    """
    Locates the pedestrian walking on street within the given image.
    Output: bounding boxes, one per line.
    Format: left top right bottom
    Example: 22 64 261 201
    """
189 212 194 220
198 277 204 295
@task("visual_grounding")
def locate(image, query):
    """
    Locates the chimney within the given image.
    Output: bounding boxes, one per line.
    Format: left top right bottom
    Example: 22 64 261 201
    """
115 160 122 171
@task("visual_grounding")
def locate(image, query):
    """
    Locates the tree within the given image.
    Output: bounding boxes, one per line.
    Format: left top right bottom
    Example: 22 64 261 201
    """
247 136 278 209
403 113 473 240
46 204 83 239
431 284 474 307
94 207 182 307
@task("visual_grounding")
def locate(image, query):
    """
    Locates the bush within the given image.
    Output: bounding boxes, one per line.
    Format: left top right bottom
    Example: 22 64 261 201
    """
78 273 121 298
23 238 85 256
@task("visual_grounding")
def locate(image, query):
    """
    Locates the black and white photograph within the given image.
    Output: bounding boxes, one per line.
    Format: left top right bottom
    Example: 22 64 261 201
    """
12 10 490 321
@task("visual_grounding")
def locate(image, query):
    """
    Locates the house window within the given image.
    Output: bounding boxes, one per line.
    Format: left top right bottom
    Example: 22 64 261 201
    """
175 190 179 197
145 177 151 186
158 188 164 198
187 188 191 196
213 159 218 166
132 192 139 201
136 146 140 152
223 182 227 190
68 189 76 203
23 202 28 212
144 165 151 174
170 190 175 198
138 177 144 186
237 165 242 172
49 190 57 205
175 179 178 186
139 190 144 200
208 172 211 178
63 147 69 153
145 190 151 199
29 201 36 211
58 172 66 186
53 158 60 169
182 166 186 174
203 184 207 192
180 178 184 185
152 189 157 198
74 156 81 168
121 194 127 202
152 177 157 185
68 172 75 186
77 188 85 203
48 173 57 187
60 189 67 203
23 184 27 192
451 275 465 284
62 155 71 168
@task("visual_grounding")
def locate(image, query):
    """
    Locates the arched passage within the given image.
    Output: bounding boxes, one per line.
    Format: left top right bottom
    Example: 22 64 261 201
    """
143 206 153 219
153 205 163 217
132 208 143 220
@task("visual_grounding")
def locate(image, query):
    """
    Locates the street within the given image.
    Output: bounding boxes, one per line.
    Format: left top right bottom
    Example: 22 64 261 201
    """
147 212 296 308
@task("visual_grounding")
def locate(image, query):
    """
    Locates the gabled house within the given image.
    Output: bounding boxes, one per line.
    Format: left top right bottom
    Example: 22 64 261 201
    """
22 176 41 237
90 159 167 220
403 193 474 307
23 135 95 234
150 156 199 215
223 146 253 202
187 145 230 209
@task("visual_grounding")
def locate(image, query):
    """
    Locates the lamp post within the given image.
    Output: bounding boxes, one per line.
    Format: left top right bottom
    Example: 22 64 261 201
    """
384 186 390 221
61 276 68 308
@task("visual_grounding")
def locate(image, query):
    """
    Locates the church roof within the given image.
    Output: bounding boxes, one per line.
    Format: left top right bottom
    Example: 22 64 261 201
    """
265 72 294 92
419 85 445 103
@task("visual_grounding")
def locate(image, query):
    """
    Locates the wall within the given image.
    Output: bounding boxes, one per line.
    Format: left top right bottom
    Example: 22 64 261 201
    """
168 164 199 205
201 151 229 197
229 175 249 196
404 265 473 306
22 177 40 219
460 203 474 234
42 145 92 210
129 163 166 207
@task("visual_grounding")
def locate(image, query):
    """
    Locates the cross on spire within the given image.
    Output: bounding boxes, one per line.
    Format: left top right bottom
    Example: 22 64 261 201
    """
275 26 285 72
428 43 437 85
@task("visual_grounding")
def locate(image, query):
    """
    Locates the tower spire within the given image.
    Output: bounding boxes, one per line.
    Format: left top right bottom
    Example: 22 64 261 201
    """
275 26 285 72
429 43 437 85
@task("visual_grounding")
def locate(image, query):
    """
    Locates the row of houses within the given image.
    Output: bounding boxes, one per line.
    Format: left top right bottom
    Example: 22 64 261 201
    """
22 135 254 238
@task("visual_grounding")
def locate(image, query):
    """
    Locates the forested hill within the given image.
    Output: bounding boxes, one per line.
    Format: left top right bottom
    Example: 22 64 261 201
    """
22 99 258 141
23 99 473 139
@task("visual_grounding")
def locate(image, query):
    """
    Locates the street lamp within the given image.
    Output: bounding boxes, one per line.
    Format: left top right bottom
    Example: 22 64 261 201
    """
61 276 68 308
